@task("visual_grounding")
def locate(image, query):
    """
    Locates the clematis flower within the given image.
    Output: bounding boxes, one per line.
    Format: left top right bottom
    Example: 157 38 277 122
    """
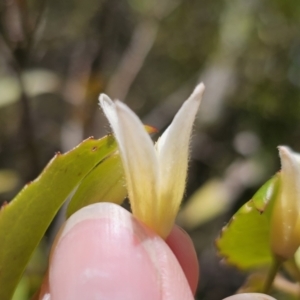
99 83 205 239
270 146 300 260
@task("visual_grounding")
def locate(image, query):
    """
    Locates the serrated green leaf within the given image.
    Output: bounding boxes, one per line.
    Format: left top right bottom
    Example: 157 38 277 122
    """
216 200 273 270
0 136 117 300
67 153 126 217
216 173 281 270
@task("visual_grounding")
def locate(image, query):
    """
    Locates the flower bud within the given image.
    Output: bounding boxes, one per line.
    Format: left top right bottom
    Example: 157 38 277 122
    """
270 146 300 260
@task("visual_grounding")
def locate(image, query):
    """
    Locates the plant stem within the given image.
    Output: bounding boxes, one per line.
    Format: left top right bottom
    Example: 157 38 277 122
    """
262 256 283 294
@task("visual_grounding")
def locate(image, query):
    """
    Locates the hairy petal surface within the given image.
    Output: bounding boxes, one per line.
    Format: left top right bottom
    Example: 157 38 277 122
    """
155 83 205 238
100 95 159 231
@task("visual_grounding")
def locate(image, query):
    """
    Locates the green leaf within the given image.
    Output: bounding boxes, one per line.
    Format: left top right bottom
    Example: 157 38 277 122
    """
67 153 127 217
216 200 273 270
0 136 117 300
11 276 29 300
251 174 279 213
216 173 281 270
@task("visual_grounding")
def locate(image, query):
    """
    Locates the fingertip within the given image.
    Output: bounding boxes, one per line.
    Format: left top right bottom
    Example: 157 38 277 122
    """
47 203 193 300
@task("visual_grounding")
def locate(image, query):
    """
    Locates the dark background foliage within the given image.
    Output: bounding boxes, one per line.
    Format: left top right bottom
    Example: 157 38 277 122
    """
1 0 300 299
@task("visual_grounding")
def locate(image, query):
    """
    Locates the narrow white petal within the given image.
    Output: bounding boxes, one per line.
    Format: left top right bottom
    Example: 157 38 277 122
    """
156 83 205 237
99 94 121 137
99 94 115 117
100 95 159 228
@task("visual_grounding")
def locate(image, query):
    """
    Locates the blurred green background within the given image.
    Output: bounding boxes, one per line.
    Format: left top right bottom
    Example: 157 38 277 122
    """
1 0 300 299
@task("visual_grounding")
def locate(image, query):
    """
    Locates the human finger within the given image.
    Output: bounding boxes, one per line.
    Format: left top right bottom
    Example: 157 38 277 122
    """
40 203 194 300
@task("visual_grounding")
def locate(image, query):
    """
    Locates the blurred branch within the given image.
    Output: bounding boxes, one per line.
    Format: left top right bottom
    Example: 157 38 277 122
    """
62 39 101 151
144 0 260 130
62 0 182 148
106 0 181 101
105 19 158 100
17 76 40 176
27 0 48 57
198 0 260 125
61 0 121 149
0 31 16 65
15 0 30 40
0 0 45 178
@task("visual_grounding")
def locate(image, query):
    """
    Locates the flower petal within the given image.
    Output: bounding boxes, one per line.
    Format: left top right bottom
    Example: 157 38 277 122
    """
99 94 159 231
271 146 300 259
98 94 123 141
155 83 205 238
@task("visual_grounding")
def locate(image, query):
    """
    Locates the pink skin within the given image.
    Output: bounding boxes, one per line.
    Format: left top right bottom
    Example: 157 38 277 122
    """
38 203 199 300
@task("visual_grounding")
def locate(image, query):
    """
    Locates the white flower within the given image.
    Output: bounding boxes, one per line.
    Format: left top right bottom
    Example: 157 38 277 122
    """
99 83 205 238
